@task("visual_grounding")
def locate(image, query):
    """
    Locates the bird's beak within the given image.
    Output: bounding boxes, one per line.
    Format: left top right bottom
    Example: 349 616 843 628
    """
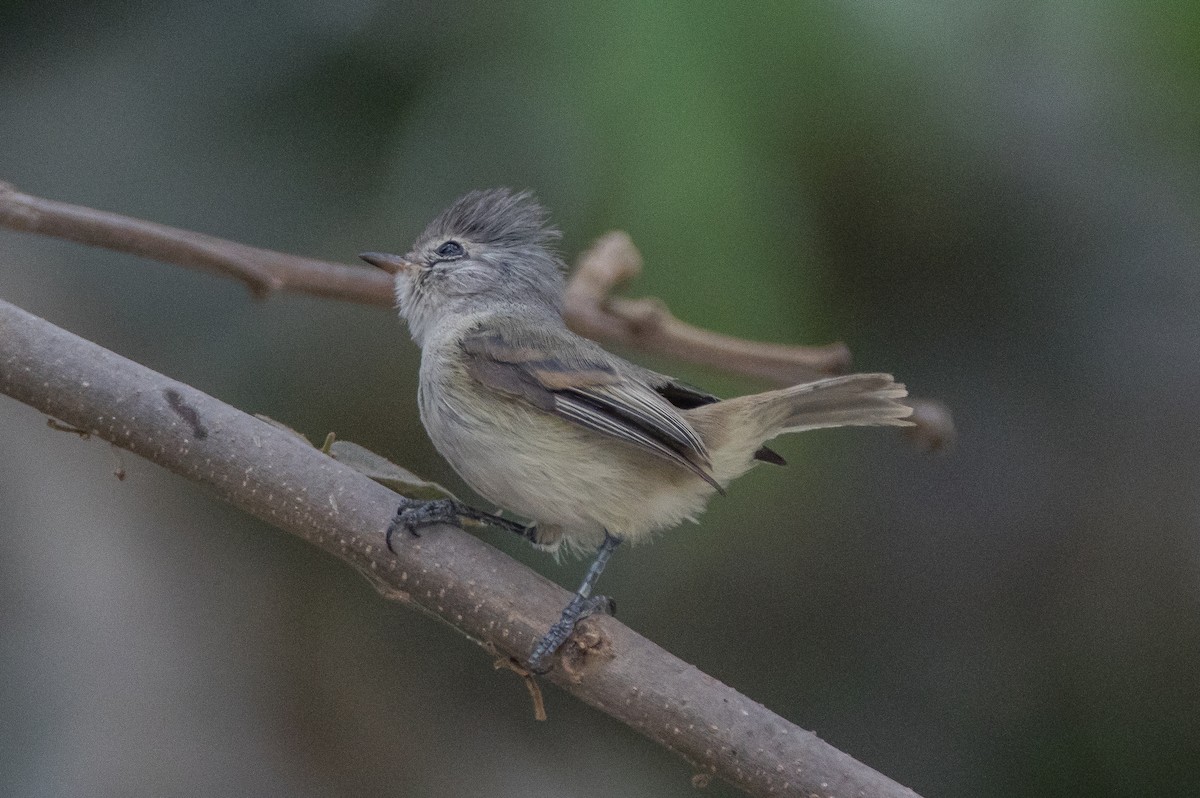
359 252 416 274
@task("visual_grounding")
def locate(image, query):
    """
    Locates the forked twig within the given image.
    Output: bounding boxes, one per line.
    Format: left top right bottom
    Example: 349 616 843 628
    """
0 180 953 450
565 231 853 381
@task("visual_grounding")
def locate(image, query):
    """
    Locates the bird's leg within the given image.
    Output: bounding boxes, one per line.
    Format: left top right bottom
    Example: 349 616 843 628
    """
527 531 623 674
386 498 537 552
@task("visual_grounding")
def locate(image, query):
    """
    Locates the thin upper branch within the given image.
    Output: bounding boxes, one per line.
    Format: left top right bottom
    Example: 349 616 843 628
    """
0 181 393 305
0 297 922 798
0 182 951 450
0 180 845 378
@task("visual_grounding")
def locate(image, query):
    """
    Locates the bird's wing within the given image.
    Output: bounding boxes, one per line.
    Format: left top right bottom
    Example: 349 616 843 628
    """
634 367 788 467
461 326 721 492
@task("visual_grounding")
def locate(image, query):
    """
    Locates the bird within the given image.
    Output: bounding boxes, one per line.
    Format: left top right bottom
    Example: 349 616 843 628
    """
360 188 912 672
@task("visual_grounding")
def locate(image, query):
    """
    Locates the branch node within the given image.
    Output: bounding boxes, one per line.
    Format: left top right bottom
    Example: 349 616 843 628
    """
558 617 616 682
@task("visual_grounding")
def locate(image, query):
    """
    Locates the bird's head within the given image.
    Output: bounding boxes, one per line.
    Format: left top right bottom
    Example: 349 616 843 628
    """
361 188 565 345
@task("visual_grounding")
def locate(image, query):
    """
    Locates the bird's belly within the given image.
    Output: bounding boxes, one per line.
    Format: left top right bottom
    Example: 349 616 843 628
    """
421 383 716 546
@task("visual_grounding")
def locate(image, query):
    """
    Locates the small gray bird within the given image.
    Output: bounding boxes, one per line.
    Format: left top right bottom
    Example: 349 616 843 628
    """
361 189 912 672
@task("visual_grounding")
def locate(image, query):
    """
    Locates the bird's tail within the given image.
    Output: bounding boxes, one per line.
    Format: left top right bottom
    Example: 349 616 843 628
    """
759 373 913 435
687 373 912 483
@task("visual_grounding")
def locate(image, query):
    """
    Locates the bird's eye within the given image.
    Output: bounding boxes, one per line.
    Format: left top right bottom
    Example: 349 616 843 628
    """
435 241 464 259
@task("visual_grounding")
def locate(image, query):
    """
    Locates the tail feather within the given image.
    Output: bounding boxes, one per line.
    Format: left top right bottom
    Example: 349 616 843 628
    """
774 373 912 433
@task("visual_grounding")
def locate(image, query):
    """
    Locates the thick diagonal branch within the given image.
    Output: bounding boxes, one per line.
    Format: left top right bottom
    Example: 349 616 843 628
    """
0 298 921 798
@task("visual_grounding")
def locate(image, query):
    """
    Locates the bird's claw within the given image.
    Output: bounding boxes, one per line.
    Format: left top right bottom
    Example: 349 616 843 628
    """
385 498 536 552
385 498 463 553
526 593 616 674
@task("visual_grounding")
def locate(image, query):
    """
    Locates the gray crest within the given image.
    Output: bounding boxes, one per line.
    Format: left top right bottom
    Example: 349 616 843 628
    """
419 188 562 251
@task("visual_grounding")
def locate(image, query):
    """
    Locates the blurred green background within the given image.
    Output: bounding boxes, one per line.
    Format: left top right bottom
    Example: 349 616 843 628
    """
3 2 1199 796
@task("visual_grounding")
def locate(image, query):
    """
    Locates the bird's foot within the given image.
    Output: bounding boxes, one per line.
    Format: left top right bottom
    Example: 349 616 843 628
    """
526 593 616 674
385 498 534 553
527 531 623 673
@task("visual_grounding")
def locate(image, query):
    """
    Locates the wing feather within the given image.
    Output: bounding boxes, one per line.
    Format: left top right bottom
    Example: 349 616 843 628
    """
462 327 721 491
567 384 710 464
